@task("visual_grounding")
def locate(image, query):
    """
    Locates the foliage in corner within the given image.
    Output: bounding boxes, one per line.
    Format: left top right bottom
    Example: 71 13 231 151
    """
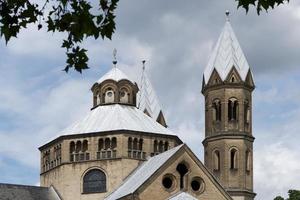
274 189 300 200
236 0 290 14
0 0 119 73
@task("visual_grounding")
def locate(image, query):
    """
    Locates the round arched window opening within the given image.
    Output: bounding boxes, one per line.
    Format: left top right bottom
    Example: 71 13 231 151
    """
162 177 173 189
190 177 205 194
107 91 113 97
83 169 106 194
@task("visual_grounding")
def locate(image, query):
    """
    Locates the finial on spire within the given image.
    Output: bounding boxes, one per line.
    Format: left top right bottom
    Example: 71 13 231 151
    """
142 60 146 71
112 48 117 67
225 10 230 21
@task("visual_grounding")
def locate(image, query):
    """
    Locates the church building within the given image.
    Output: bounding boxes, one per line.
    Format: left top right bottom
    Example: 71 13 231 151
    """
0 15 256 200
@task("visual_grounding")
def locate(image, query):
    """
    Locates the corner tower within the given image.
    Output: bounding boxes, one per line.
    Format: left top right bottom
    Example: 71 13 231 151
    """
202 14 255 200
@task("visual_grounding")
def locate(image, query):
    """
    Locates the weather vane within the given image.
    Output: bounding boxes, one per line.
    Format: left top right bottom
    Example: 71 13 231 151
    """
112 48 117 67
225 10 230 21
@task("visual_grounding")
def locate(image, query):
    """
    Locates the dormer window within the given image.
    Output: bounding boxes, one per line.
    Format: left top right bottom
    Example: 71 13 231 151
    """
104 88 115 103
119 88 129 104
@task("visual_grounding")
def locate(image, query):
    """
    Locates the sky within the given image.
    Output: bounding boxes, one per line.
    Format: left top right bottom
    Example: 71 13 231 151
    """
0 0 300 199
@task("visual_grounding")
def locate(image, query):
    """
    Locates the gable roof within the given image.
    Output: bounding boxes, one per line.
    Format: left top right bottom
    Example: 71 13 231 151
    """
168 192 198 200
60 104 175 136
137 68 166 124
97 67 136 84
0 184 61 200
105 144 184 200
203 20 251 84
105 144 233 200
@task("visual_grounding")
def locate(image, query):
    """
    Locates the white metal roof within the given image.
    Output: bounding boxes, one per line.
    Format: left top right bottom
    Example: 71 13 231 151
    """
97 67 136 84
137 68 165 122
105 144 184 200
60 104 175 136
168 192 198 200
203 20 251 84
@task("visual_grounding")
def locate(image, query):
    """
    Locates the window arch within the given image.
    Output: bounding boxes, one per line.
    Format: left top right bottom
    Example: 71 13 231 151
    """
213 150 220 171
230 148 238 170
104 87 115 103
82 140 88 152
75 141 82 153
111 137 117 149
83 169 106 193
133 138 138 150
164 141 169 151
104 138 110 150
154 140 158 152
212 99 221 121
244 100 250 124
228 98 238 121
70 141 75 153
158 141 164 153
98 139 104 151
246 150 251 172
139 139 143 151
176 163 189 189
128 137 132 150
119 87 130 103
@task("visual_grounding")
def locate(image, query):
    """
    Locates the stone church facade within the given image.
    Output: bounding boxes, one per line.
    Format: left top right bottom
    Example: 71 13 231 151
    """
0 18 256 200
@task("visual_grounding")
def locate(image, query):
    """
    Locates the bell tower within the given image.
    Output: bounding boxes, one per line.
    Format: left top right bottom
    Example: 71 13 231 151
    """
202 12 256 200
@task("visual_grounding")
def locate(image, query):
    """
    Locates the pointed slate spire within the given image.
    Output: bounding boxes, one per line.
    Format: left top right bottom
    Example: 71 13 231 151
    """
203 13 251 84
137 61 167 127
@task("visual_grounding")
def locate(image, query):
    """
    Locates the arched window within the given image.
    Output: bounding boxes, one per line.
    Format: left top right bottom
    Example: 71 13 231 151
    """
139 139 143 151
119 88 129 103
104 138 110 150
176 163 188 189
244 100 250 124
104 87 115 103
82 140 88 152
230 148 238 169
212 99 221 121
164 141 169 151
98 139 104 151
228 98 238 121
128 137 132 150
158 141 164 153
75 141 82 153
111 137 117 149
213 150 220 171
83 169 106 193
70 141 75 153
154 140 158 152
246 150 251 172
133 138 138 150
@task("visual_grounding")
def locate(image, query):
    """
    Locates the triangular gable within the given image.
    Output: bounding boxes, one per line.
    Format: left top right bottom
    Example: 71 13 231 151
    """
156 110 167 127
207 68 223 86
106 144 232 200
245 70 255 88
224 66 242 83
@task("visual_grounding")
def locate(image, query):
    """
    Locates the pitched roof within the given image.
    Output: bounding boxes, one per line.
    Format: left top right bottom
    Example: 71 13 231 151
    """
137 68 166 123
105 144 184 200
203 20 250 84
168 192 198 200
97 67 136 84
60 104 175 136
0 184 60 200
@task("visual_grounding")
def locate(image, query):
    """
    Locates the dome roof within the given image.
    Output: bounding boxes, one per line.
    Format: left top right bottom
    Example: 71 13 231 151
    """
97 67 136 84
203 21 251 84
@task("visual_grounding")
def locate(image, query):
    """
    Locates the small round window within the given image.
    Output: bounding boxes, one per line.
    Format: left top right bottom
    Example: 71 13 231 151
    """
162 174 176 191
107 91 113 97
190 177 205 194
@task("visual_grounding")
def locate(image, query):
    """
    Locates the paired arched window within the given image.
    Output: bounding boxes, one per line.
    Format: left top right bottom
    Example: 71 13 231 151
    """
98 138 117 151
83 169 106 193
176 163 189 189
213 150 220 171
70 140 90 162
212 99 221 121
228 98 238 121
230 148 238 170
153 140 169 153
